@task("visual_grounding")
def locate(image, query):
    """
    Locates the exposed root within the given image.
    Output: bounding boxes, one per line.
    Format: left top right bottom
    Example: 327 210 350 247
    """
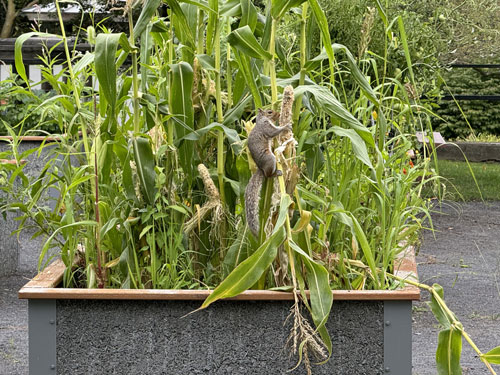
286 300 328 374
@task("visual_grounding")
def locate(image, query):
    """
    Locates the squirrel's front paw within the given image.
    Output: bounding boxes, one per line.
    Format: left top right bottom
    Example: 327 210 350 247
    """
276 170 283 177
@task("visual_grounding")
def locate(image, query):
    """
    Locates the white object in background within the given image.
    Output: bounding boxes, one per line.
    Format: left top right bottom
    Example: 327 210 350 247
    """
29 65 42 90
0 64 12 81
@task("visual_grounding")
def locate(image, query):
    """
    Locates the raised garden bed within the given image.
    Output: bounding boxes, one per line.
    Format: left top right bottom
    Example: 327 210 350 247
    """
19 247 419 375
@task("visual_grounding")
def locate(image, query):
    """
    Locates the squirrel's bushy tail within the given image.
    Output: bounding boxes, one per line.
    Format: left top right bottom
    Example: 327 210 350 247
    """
245 169 265 237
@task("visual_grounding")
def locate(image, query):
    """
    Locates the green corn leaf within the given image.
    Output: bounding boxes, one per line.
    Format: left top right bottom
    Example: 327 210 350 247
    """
429 284 456 329
180 0 216 14
436 328 463 375
165 0 195 49
223 226 250 276
200 194 291 308
294 85 375 147
271 0 306 19
289 241 333 357
140 23 154 92
239 0 258 31
397 16 416 87
170 61 194 127
308 0 335 75
170 62 195 180
133 0 162 37
350 215 380 288
329 126 373 169
73 52 94 75
100 217 120 239
115 0 157 66
96 138 115 185
221 0 241 17
223 95 254 127
260 7 272 51
201 226 285 308
482 346 500 365
39 221 97 270
113 139 137 201
131 137 157 205
95 33 124 109
122 154 137 201
373 0 388 27
196 54 216 71
232 50 262 108
206 0 219 54
180 122 242 154
304 43 378 104
227 25 272 60
15 32 61 86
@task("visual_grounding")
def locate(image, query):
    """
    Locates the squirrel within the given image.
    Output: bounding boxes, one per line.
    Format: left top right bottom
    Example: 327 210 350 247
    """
245 108 292 238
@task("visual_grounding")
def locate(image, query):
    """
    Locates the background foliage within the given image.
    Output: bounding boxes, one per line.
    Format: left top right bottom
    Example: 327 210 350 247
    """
434 68 500 139
0 78 59 135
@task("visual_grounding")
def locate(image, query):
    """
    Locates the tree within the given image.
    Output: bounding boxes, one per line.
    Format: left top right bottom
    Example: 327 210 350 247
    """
0 0 51 38
0 0 118 38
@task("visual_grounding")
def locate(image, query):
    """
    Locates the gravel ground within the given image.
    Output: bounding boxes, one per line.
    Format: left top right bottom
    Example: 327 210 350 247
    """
1 201 499 375
413 201 500 375
0 275 30 375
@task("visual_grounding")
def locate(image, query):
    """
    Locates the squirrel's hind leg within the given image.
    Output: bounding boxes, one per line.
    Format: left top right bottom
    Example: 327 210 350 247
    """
260 153 281 177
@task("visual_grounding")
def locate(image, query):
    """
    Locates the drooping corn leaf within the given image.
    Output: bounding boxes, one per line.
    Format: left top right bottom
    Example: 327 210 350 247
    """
429 283 455 329
304 43 378 104
227 25 272 60
294 85 375 147
15 32 61 86
436 327 463 375
180 122 242 154
329 126 373 169
200 195 292 309
39 221 97 270
180 0 216 14
73 52 95 75
201 226 285 308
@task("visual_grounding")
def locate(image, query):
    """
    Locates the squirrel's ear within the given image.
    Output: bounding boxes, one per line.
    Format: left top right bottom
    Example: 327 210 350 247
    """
258 108 263 114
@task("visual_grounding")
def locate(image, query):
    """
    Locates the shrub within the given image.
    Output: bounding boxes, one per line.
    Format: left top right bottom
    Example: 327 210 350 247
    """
0 77 60 136
433 68 500 139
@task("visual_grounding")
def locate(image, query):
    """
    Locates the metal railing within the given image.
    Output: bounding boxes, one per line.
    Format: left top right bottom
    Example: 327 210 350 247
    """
441 64 500 101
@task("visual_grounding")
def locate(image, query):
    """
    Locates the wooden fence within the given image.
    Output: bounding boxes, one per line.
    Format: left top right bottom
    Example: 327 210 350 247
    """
0 37 92 90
